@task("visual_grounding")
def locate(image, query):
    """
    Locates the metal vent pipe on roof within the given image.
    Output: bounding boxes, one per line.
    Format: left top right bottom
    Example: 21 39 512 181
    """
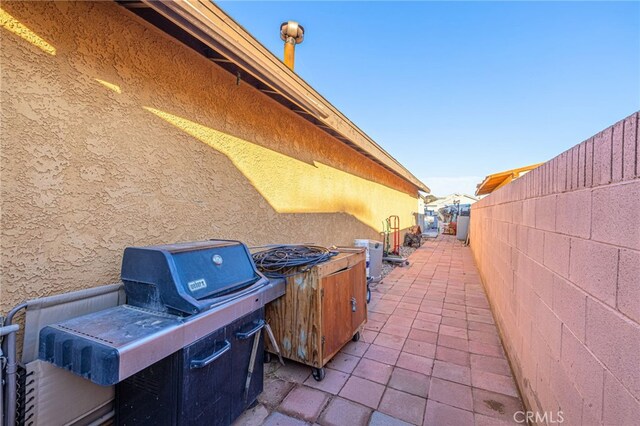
280 21 304 71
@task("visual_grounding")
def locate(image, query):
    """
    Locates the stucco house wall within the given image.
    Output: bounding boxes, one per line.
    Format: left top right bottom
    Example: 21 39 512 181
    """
0 2 420 313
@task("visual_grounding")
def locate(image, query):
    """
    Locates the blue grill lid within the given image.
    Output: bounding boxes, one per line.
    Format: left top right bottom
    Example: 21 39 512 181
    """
121 240 264 315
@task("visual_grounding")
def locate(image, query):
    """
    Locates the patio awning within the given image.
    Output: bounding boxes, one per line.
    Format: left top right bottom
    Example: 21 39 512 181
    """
476 163 543 195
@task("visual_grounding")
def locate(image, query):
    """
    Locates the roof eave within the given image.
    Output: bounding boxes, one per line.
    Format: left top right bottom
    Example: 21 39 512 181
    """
118 0 429 193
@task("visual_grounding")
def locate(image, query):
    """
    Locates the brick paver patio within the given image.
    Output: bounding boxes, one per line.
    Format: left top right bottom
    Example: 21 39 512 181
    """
235 235 524 426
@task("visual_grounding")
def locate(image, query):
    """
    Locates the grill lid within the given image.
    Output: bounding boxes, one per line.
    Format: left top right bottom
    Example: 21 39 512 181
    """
121 240 266 315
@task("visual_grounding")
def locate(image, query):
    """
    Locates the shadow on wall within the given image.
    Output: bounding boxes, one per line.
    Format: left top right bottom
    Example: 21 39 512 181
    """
1 3 418 310
0 3 417 234
143 107 416 231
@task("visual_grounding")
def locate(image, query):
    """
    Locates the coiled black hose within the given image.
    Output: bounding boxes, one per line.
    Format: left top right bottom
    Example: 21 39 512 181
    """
251 245 338 278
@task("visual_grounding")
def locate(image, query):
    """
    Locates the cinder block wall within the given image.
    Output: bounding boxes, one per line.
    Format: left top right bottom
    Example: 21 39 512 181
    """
470 112 640 425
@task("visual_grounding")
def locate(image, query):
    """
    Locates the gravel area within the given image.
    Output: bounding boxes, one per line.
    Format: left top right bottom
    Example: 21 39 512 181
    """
380 262 395 279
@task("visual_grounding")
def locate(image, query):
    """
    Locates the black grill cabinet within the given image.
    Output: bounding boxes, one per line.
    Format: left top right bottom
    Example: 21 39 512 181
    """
39 240 285 426
116 308 264 425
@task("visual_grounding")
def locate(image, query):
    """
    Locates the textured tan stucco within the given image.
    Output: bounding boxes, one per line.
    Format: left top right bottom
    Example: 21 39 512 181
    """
0 2 419 313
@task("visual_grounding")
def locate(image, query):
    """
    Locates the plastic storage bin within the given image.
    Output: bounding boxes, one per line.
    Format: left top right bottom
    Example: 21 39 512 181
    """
354 239 383 283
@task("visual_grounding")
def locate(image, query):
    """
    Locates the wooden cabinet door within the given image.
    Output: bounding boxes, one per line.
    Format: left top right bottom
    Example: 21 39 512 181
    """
321 268 353 359
349 261 367 331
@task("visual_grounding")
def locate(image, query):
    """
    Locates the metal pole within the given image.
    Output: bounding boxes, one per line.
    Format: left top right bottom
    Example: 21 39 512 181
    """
1 324 20 426
4 332 17 426
280 21 304 71
1 303 27 354
2 303 26 426
284 39 295 70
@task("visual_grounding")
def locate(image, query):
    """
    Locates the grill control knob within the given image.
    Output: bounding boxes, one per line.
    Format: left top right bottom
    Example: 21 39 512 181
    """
212 254 223 266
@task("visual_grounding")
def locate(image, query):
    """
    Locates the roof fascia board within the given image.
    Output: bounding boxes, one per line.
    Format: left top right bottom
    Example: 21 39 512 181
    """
139 0 429 192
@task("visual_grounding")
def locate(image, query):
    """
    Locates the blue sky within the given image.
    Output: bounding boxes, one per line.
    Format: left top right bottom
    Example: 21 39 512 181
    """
218 1 640 196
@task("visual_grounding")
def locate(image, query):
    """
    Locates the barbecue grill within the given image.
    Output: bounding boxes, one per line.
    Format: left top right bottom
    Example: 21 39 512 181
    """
38 240 285 425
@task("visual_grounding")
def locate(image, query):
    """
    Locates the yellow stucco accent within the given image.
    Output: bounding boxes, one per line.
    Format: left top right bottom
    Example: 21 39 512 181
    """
0 8 56 55
145 107 417 232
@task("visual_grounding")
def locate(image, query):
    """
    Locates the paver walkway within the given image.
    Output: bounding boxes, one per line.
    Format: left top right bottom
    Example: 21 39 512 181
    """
236 235 524 426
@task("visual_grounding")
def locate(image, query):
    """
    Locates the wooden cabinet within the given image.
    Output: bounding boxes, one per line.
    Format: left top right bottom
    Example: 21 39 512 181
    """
265 249 367 379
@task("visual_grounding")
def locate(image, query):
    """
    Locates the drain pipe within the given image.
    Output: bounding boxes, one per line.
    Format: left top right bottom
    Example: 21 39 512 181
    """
2 303 27 426
280 21 304 71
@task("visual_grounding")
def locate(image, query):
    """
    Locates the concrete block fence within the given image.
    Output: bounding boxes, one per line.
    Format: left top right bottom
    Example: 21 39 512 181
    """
470 112 640 425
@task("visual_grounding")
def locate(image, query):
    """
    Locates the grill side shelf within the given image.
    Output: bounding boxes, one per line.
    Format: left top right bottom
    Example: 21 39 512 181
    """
38 306 184 386
37 279 285 386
